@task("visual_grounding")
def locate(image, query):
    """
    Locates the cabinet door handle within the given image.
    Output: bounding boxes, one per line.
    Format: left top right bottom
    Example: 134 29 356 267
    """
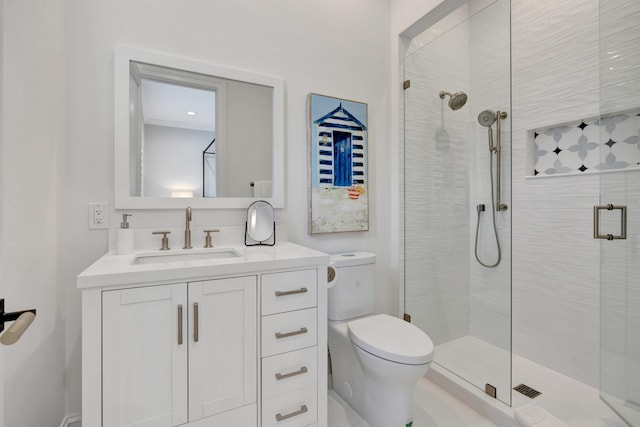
275 287 308 297
275 404 308 422
193 303 199 342
275 327 308 339
177 304 183 345
275 366 308 381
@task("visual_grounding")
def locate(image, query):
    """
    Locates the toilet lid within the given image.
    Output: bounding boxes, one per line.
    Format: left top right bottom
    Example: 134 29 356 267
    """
347 314 434 365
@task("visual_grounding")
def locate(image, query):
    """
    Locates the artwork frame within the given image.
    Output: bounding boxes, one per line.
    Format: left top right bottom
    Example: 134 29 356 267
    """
307 93 369 234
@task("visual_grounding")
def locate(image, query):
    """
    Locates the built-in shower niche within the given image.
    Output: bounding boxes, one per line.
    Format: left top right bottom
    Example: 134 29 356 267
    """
530 110 640 177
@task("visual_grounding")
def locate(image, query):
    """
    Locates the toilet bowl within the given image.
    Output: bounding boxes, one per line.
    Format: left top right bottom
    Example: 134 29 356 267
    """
327 252 434 427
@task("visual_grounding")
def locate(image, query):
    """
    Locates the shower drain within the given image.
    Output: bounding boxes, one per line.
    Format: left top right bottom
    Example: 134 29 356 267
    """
513 384 542 399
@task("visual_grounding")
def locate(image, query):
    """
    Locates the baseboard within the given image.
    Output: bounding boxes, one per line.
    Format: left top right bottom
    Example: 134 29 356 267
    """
59 413 81 427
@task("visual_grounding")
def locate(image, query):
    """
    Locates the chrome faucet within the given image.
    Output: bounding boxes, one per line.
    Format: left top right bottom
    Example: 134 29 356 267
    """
183 207 193 249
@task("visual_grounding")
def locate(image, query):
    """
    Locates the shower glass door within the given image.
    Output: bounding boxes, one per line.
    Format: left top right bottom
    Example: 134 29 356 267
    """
598 1 640 425
403 0 512 405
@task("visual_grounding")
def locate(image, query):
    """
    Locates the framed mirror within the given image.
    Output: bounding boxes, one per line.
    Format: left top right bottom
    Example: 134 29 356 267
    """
114 46 285 209
245 200 275 246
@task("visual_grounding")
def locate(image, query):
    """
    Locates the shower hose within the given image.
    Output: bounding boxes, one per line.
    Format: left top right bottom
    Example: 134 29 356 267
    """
474 150 501 268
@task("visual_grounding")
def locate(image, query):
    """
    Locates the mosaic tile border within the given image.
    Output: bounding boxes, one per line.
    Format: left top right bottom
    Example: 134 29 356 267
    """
533 111 640 176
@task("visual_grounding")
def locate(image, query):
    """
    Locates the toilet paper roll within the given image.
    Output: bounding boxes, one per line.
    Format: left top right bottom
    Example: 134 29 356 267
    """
1 311 35 345
327 263 337 289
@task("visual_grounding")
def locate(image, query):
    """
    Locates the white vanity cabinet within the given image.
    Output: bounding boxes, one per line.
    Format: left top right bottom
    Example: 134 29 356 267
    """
101 276 257 427
79 242 328 427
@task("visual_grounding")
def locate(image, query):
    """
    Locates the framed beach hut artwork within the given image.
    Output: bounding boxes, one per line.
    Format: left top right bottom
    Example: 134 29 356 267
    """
307 93 369 234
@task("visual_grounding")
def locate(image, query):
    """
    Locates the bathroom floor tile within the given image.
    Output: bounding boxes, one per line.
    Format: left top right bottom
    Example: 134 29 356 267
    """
328 377 500 427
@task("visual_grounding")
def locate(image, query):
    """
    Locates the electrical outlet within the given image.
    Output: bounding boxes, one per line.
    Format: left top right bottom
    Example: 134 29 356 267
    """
88 203 109 230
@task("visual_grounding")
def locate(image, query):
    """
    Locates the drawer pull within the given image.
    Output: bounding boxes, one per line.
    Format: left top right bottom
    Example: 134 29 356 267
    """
275 287 308 297
275 404 308 422
275 366 308 381
275 327 308 339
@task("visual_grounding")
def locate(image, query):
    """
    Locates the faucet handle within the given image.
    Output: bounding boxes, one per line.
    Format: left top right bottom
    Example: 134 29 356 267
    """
203 229 220 248
152 231 171 250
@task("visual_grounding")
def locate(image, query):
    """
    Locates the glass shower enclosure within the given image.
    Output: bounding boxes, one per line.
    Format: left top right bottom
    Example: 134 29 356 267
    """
402 0 512 405
598 1 640 426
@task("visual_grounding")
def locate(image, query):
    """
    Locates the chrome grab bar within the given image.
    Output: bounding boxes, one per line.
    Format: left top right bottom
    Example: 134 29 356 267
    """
275 366 308 381
275 405 308 422
594 204 627 240
275 287 308 297
275 327 308 339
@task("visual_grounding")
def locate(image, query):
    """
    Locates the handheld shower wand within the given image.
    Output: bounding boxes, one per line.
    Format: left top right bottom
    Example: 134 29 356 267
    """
477 110 508 211
475 109 508 268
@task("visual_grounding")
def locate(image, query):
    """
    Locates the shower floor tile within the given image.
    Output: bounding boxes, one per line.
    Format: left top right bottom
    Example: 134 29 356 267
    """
432 335 629 426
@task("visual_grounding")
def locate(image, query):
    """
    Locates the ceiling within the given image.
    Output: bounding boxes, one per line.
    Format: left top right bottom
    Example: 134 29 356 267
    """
141 78 216 132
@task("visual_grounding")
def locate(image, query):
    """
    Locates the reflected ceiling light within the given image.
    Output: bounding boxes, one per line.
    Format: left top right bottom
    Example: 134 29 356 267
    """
186 111 196 116
171 191 194 198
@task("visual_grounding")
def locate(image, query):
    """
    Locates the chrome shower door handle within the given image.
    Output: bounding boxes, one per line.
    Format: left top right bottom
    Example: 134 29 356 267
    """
594 204 627 240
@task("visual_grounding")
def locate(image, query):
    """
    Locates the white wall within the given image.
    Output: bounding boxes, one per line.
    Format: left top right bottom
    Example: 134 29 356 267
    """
143 125 214 197
391 0 449 334
0 1 4 422
511 0 602 387
1 0 67 426
402 13 471 345
60 0 391 421
226 80 273 198
1 1 391 424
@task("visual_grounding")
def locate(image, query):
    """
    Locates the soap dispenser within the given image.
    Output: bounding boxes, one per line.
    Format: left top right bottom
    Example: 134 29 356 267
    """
116 213 134 255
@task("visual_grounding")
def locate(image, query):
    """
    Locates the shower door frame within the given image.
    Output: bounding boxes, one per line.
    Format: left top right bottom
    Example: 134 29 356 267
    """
400 0 513 407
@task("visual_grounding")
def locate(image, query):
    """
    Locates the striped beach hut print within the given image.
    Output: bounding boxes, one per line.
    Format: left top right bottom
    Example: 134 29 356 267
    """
314 103 367 188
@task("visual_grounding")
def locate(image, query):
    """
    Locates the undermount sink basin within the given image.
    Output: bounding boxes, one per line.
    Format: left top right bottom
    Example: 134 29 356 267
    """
132 248 242 265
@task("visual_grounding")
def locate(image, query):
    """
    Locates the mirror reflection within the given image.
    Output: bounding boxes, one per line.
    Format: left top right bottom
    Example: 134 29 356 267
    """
130 61 273 199
114 46 285 209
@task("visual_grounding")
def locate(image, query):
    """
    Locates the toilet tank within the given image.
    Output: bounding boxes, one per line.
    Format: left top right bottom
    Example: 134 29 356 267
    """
328 252 376 321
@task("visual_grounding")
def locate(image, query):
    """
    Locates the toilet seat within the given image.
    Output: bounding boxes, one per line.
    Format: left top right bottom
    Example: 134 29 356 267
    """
347 314 434 365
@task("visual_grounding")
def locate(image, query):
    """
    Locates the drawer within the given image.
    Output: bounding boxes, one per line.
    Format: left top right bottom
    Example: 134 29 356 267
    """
262 347 317 399
262 385 317 427
262 308 317 357
262 270 317 315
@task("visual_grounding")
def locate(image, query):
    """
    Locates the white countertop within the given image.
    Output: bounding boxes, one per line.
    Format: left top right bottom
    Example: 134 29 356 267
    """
78 241 330 289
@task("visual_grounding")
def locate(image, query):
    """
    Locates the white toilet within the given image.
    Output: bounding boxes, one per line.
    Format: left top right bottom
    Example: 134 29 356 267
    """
327 252 434 427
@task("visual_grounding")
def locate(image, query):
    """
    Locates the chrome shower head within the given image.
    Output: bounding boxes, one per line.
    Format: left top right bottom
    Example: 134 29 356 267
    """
439 90 468 111
477 110 497 127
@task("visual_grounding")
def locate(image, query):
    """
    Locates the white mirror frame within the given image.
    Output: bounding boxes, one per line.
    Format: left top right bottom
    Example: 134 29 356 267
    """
114 46 285 209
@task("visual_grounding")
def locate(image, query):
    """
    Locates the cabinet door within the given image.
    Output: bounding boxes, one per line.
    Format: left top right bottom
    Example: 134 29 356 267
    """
188 276 257 421
103 283 188 427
